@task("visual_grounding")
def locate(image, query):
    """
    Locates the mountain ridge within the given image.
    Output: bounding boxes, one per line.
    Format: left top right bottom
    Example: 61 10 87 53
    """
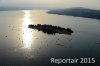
48 7 100 19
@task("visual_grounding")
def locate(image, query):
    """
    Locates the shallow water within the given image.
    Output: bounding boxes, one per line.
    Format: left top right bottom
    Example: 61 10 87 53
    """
0 10 100 66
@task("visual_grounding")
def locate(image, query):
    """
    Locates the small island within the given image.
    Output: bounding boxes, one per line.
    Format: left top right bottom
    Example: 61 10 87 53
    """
48 7 100 19
28 24 74 35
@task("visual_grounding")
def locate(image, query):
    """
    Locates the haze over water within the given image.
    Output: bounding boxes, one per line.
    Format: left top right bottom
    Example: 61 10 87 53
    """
0 0 100 10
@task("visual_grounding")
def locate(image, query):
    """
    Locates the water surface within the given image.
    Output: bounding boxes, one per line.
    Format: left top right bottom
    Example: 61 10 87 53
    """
0 10 100 66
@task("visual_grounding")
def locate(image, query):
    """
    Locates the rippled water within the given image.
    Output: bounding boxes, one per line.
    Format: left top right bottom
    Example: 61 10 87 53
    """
0 10 100 66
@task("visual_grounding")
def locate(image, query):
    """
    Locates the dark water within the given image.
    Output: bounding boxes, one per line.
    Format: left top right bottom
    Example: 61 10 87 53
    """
0 10 100 66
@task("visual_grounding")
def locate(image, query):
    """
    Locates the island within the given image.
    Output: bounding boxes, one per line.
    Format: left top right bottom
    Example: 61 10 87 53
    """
28 24 74 35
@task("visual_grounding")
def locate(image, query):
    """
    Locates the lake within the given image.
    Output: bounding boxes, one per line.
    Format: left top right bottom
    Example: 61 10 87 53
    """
0 10 100 66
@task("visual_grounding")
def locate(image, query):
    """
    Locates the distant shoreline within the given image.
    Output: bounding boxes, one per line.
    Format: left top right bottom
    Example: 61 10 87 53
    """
48 7 100 20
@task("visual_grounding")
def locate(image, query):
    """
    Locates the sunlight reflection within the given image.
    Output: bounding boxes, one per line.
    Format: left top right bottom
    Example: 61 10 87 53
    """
22 10 33 49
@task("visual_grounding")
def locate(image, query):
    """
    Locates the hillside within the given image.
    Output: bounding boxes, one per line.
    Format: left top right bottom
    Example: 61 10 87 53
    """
48 7 100 19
